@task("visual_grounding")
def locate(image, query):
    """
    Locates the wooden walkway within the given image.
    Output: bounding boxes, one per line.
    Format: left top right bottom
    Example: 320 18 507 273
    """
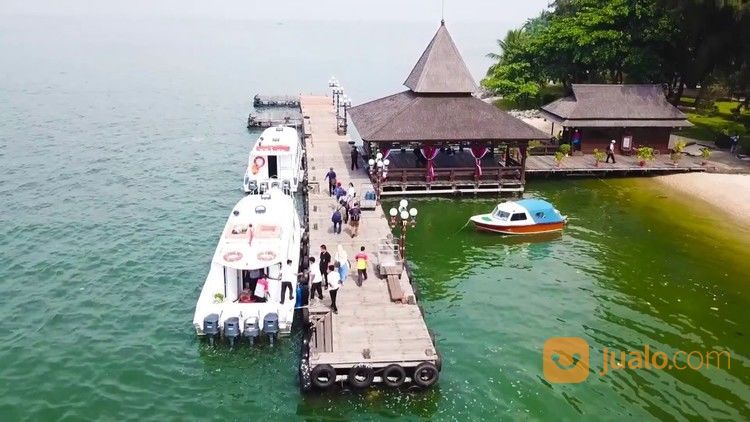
526 153 707 175
299 95 439 389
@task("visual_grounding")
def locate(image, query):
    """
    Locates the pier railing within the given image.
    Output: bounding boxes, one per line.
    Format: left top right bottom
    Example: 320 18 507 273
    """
382 166 523 185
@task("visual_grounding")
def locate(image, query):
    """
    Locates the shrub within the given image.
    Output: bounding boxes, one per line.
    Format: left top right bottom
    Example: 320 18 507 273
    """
593 148 606 162
558 143 571 156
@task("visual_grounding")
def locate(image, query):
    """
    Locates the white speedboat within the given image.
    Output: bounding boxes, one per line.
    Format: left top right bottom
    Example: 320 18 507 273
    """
193 188 302 346
243 125 303 195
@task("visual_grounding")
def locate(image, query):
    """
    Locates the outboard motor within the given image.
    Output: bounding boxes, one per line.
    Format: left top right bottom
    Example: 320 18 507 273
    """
259 182 268 194
263 313 279 346
223 317 240 347
282 179 291 195
243 317 260 346
203 314 220 346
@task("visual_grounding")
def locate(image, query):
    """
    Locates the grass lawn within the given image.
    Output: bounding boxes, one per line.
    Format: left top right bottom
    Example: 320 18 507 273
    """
675 99 750 148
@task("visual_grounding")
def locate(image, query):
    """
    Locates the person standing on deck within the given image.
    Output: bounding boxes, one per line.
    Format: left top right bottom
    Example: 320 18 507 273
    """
333 182 346 201
350 146 359 170
308 256 324 302
606 140 617 163
331 207 343 234
324 167 337 196
348 202 361 238
327 263 341 313
279 259 298 304
319 244 331 288
355 246 368 286
335 244 350 284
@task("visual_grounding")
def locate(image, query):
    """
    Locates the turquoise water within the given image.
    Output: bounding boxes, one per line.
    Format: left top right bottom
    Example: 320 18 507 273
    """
1 15 749 420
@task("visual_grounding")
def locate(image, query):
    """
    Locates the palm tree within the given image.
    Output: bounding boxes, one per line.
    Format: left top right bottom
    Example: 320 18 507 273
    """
486 29 526 64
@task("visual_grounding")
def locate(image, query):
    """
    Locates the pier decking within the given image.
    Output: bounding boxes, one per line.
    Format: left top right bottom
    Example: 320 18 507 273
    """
299 95 440 390
526 153 708 176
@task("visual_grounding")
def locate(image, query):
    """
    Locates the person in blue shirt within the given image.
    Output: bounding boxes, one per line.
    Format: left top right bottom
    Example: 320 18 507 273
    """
324 167 337 196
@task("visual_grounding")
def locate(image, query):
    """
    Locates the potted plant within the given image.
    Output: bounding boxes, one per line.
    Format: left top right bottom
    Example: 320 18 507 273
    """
213 293 225 304
593 148 606 167
670 139 686 166
527 140 543 157
700 147 711 165
554 151 565 167
559 143 572 157
635 146 654 167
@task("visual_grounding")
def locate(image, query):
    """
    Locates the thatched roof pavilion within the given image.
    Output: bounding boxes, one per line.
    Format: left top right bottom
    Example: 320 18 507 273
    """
348 21 548 194
540 84 692 154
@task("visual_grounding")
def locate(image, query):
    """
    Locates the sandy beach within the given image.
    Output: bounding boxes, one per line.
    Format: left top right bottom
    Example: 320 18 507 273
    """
654 173 750 226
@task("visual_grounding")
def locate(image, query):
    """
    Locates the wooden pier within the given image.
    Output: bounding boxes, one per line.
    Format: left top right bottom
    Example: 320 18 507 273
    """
298 95 440 391
525 153 708 176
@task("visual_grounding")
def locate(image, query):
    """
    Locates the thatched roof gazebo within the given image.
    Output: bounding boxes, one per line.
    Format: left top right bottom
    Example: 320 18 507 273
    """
540 84 692 154
349 21 548 194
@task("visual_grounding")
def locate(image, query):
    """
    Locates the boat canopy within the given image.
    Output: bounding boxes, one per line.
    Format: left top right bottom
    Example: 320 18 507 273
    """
515 199 564 224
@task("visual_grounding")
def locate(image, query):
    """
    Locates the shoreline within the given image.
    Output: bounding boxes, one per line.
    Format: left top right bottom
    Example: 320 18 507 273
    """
653 173 750 227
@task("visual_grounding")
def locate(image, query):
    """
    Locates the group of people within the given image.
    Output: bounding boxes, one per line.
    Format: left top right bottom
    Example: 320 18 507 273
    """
325 167 362 237
301 244 369 313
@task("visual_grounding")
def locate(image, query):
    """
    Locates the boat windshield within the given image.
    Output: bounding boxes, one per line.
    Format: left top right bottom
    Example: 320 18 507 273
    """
494 209 510 220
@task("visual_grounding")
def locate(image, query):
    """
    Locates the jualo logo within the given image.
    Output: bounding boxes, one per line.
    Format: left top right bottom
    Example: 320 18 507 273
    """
543 337 590 383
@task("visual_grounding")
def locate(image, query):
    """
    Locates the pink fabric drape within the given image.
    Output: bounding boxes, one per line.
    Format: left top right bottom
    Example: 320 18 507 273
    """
420 146 439 182
469 146 489 178
381 148 391 159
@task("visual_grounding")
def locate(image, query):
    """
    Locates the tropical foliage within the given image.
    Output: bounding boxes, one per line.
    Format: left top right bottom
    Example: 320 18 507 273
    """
482 0 750 109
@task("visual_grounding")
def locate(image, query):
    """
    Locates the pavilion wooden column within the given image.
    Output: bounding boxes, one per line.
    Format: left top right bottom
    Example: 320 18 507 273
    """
520 145 528 184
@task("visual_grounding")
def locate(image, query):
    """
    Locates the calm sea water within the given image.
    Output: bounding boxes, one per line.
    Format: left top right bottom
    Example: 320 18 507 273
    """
1 15 749 420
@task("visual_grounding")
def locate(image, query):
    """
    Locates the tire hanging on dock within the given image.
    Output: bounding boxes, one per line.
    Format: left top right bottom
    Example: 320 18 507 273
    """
347 364 375 389
381 364 406 388
413 362 439 388
310 364 336 389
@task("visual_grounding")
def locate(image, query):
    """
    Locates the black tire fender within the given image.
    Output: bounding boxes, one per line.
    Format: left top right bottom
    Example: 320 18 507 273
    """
310 364 336 389
381 364 406 388
413 362 439 388
347 364 374 389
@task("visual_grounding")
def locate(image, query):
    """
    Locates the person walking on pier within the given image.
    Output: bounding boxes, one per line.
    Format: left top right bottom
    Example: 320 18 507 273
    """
355 246 368 286
333 182 346 201
335 244 350 284
319 245 331 288
328 263 341 313
349 202 361 237
324 167 337 196
308 257 324 302
331 207 343 234
351 146 359 170
606 140 617 163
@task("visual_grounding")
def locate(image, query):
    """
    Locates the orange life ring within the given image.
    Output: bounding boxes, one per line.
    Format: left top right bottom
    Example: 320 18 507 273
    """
257 251 276 261
223 251 243 262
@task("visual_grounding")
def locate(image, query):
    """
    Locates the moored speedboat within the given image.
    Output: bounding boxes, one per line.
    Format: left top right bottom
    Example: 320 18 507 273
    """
193 188 302 346
243 125 303 194
470 199 566 235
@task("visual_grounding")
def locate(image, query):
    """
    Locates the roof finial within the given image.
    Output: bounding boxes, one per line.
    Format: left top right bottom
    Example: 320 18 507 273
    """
441 0 445 25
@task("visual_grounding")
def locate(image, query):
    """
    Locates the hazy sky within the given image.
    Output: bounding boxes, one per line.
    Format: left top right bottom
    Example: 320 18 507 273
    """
1 0 550 23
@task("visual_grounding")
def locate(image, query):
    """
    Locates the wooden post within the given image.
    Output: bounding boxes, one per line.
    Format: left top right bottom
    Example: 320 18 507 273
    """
520 144 528 186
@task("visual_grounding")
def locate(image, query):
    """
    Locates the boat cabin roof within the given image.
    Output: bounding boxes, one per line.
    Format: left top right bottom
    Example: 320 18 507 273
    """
251 126 299 156
495 199 563 224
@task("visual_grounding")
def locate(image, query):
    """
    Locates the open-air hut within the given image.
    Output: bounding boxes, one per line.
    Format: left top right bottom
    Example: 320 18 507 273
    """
348 21 548 194
540 84 692 154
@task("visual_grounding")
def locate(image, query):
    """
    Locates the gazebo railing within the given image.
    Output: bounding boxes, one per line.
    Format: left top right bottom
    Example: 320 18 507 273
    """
382 166 523 185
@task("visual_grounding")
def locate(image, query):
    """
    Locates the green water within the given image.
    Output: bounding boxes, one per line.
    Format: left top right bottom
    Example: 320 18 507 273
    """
2 15 749 421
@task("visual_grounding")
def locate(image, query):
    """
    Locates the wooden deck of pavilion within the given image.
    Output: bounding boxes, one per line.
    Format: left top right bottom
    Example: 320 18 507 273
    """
526 152 707 175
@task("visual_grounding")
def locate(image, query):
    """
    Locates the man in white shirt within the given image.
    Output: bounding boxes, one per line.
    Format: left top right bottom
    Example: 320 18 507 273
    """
327 263 341 314
309 257 323 301
280 260 298 304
